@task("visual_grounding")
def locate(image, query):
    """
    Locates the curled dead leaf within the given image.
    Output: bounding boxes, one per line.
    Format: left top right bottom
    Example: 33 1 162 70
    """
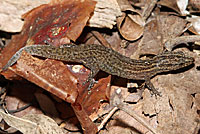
117 12 144 41
158 0 189 15
116 0 145 41
116 0 144 41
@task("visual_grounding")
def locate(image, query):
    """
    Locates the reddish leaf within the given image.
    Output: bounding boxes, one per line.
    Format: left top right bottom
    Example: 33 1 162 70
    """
11 52 79 103
71 102 98 134
77 76 111 115
23 0 96 45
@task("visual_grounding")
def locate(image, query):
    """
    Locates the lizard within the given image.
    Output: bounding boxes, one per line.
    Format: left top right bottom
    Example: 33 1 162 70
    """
1 44 194 96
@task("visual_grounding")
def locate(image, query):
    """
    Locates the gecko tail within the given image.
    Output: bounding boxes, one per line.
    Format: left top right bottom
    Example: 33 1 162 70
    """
1 47 26 72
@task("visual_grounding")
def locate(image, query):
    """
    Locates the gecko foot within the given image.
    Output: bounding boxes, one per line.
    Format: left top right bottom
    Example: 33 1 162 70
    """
150 88 162 98
88 80 98 90
145 78 162 98
82 79 98 90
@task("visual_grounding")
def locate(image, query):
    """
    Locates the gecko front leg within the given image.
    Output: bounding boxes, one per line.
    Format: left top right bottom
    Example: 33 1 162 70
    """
82 64 100 90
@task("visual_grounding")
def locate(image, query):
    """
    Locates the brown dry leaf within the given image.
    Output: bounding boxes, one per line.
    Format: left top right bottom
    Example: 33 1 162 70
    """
72 103 98 134
88 0 122 29
117 0 145 41
136 14 187 55
0 0 50 32
56 74 111 134
34 93 59 119
0 109 65 134
23 0 96 45
141 51 200 134
69 76 111 133
188 0 200 13
137 19 163 55
5 81 43 118
158 0 187 15
117 12 144 41
158 14 187 43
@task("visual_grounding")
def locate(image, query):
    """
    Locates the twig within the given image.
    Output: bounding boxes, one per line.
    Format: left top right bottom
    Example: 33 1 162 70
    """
164 35 200 51
91 31 112 48
7 103 32 114
142 0 157 21
98 107 118 131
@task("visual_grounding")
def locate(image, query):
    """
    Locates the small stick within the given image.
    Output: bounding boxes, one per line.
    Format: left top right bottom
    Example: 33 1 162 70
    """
165 35 200 51
98 107 118 131
7 103 32 114
142 0 157 21
91 31 112 48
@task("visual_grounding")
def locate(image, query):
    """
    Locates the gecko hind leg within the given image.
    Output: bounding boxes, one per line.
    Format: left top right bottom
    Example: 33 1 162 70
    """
145 78 161 97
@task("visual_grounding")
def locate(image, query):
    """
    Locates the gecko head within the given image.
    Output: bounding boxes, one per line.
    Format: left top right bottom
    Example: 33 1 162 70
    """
154 51 194 72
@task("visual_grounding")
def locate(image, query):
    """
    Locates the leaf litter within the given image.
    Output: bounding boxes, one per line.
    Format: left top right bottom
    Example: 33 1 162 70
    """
0 0 199 134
